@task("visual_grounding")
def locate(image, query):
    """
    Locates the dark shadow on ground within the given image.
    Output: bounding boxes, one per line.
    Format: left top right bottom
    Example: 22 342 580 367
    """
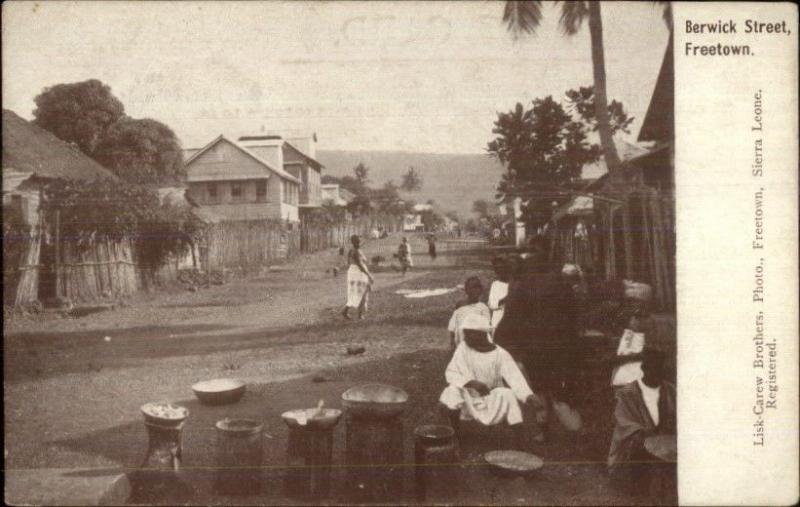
51 348 650 506
3 324 232 382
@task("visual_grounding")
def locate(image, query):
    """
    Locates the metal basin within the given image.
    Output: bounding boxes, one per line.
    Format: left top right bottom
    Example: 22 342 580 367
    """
192 378 246 406
484 450 544 477
341 383 408 419
414 424 454 445
281 408 343 430
140 402 189 427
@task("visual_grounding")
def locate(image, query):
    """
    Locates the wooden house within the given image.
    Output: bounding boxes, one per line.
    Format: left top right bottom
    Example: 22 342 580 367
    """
2 109 132 306
282 135 325 215
184 135 303 223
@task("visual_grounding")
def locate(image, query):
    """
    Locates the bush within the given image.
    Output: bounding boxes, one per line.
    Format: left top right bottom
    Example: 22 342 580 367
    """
41 178 203 272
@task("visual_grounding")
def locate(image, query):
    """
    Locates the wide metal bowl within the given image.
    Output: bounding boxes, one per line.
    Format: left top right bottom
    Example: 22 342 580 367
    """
414 424 454 445
141 402 189 427
341 383 408 419
192 378 246 406
484 450 544 477
281 408 343 430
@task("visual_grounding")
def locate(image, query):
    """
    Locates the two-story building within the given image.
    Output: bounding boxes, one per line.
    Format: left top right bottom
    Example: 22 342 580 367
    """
282 135 324 216
184 135 302 222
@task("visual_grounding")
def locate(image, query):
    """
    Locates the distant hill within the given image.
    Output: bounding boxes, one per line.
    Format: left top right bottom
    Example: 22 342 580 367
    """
316 150 505 219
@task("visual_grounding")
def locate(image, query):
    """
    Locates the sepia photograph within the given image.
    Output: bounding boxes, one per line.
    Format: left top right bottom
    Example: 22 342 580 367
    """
4 0 751 505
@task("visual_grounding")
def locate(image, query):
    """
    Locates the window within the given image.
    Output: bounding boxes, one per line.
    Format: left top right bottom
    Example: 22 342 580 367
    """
231 182 244 202
207 183 218 202
256 180 267 202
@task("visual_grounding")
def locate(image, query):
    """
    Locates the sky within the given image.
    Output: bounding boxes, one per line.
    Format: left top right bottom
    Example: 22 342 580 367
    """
3 1 670 154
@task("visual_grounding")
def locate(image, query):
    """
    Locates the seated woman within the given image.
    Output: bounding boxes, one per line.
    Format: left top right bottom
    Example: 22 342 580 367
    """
439 313 540 447
608 347 676 493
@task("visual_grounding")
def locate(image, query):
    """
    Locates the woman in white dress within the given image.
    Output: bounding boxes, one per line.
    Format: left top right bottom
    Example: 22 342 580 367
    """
343 235 374 320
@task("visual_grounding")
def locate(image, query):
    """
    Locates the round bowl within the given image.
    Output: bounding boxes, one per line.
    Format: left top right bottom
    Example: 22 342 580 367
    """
341 383 408 419
141 402 189 427
215 417 263 435
484 450 544 477
414 424 454 445
192 378 246 406
281 408 343 430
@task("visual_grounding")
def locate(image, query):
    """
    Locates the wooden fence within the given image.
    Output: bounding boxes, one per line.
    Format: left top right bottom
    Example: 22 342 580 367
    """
5 213 405 307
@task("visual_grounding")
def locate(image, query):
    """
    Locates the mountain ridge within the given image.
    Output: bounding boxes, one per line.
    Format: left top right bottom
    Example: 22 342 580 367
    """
316 149 505 219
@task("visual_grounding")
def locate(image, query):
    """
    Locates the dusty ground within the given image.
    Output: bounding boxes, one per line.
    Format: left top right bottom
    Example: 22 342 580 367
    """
4 234 668 505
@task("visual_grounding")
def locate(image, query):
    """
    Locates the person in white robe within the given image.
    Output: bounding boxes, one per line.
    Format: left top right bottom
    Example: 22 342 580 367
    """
488 257 512 330
343 235 374 320
448 276 490 348
440 313 541 446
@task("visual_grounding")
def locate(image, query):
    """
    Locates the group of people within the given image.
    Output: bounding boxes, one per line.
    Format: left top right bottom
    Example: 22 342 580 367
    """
437 250 676 494
341 232 676 495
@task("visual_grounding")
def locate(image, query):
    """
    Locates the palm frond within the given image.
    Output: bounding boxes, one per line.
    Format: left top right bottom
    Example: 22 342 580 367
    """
558 1 589 35
503 1 543 38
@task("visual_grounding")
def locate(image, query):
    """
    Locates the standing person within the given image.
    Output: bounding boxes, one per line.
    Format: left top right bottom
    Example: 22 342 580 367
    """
493 252 580 440
488 257 512 330
343 234 374 320
448 276 490 348
398 237 413 276
427 234 437 261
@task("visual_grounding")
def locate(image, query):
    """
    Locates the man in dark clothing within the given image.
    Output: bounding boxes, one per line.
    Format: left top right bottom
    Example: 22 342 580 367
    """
493 253 580 435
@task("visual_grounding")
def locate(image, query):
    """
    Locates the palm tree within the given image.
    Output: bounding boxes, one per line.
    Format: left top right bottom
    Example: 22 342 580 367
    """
503 1 672 189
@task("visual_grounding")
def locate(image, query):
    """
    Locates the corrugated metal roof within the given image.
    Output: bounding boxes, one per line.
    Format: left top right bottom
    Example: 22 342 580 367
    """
2 109 117 182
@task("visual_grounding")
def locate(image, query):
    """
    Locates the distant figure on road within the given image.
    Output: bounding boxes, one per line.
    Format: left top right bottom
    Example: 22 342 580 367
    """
343 234 373 320
427 234 437 261
397 237 413 275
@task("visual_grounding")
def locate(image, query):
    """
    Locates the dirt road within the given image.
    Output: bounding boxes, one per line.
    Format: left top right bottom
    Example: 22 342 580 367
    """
4 236 647 505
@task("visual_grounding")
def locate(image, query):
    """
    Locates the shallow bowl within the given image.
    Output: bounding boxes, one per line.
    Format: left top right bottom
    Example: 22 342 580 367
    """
484 450 544 476
141 402 189 427
192 378 246 406
341 383 408 419
414 424 455 445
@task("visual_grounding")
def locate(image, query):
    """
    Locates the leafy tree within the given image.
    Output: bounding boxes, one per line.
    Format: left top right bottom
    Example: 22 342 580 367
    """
502 1 671 190
33 79 125 156
400 167 423 192
353 162 370 189
472 199 490 218
41 178 201 275
93 117 185 185
487 89 631 227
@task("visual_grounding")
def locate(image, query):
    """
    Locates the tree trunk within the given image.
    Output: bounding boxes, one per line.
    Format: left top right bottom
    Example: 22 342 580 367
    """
587 3 621 187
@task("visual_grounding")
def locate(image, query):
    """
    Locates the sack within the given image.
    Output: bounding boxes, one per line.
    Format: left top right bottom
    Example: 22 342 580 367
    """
552 401 583 432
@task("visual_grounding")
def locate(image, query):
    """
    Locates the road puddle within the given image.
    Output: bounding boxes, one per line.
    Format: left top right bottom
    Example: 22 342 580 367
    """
395 286 462 299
